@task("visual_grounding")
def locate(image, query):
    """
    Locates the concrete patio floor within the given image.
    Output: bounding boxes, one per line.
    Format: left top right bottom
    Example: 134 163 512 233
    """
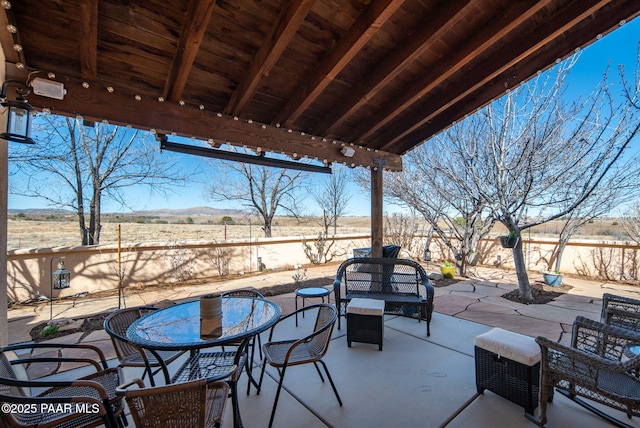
6 264 640 427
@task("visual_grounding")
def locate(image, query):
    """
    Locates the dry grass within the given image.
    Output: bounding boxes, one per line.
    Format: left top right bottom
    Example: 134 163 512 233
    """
8 214 629 251
8 216 372 250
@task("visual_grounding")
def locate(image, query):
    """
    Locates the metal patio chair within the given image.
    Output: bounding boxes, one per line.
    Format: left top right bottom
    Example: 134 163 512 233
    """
0 342 125 428
117 377 230 428
104 306 185 386
258 304 342 428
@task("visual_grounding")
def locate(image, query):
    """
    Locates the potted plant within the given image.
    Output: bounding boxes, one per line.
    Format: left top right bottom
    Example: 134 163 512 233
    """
543 270 563 287
499 231 519 248
440 261 456 279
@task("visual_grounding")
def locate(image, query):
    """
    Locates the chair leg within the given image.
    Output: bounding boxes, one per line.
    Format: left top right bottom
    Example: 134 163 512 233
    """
318 360 343 406
257 357 267 394
312 361 325 382
269 365 287 428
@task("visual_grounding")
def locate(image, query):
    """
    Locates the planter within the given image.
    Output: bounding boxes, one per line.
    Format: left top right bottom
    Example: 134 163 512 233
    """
543 273 563 287
500 235 519 248
200 294 223 338
200 294 222 318
441 266 456 279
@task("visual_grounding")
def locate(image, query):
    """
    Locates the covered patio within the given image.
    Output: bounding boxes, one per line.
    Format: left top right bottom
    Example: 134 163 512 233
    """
1 0 640 347
6 264 640 427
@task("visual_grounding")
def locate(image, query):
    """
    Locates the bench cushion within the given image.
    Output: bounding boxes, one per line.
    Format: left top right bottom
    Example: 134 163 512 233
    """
474 328 540 366
347 298 385 316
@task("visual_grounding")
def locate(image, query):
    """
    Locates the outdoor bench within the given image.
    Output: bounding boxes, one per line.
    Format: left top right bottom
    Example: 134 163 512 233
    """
333 257 434 336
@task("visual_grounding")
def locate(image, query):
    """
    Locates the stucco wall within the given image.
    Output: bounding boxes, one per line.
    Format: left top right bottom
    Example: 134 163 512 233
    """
7 234 370 302
8 234 640 302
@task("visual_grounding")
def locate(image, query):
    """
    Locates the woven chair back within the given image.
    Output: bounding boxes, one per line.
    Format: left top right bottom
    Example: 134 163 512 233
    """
105 307 141 360
308 305 337 358
222 288 264 298
0 352 24 397
105 307 151 362
124 378 208 427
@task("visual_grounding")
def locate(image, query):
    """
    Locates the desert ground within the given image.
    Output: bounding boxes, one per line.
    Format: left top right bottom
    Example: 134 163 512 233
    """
7 210 631 251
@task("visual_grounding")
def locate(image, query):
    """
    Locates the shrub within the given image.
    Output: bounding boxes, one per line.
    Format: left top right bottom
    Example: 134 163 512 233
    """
40 324 59 337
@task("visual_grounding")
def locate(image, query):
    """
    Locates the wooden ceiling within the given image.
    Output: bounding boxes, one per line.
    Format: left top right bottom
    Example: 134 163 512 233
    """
1 0 639 171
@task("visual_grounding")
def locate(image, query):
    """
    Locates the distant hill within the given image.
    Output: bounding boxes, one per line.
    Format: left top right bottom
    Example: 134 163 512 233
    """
129 206 248 217
8 208 73 216
9 206 248 217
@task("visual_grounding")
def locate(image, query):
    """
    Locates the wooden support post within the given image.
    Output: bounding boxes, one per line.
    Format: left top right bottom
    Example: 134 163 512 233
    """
370 159 384 258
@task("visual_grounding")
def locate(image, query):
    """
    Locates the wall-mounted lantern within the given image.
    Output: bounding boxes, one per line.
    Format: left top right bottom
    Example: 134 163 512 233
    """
50 257 71 320
0 80 34 144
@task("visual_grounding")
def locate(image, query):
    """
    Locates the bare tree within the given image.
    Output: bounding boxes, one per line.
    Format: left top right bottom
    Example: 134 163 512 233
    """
10 115 189 244
549 162 640 272
432 56 640 300
206 155 308 237
622 202 640 245
312 166 350 234
386 142 495 275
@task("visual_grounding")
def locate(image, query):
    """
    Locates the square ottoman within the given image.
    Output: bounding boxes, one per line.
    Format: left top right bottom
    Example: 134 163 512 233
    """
474 328 540 415
347 298 385 351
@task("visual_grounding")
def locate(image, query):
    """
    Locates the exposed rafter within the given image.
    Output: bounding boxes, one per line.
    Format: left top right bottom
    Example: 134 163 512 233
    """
275 0 405 128
79 0 98 80
164 0 217 102
314 0 474 137
224 0 317 116
346 0 553 145
376 0 626 152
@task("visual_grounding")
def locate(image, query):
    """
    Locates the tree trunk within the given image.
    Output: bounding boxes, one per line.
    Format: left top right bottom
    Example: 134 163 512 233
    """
554 238 569 272
512 237 533 300
262 222 272 238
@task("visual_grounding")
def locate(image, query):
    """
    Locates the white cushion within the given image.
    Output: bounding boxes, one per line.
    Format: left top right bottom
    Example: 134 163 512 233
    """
474 328 540 366
347 298 385 316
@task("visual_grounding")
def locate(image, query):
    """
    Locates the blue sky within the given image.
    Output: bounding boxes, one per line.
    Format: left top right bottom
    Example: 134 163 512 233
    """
8 17 640 216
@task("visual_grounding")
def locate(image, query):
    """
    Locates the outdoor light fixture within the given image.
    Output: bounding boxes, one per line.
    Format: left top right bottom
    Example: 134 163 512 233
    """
0 80 35 144
50 257 71 320
340 146 355 157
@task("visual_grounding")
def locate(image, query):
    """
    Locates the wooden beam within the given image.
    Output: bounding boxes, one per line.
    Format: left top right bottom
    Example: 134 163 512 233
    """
0 7 22 65
392 1 640 154
314 0 473 136
164 0 217 102
375 0 628 151
224 0 317 117
275 0 405 129
7 66 402 171
370 160 384 258
79 0 98 80
346 0 552 145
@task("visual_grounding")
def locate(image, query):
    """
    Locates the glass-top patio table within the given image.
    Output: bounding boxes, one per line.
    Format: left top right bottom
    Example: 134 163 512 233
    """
127 296 281 428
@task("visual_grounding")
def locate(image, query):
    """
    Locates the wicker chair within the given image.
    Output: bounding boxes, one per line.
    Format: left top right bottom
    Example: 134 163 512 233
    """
257 304 342 428
104 306 185 386
601 293 640 332
0 342 125 428
117 377 230 428
536 316 640 427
